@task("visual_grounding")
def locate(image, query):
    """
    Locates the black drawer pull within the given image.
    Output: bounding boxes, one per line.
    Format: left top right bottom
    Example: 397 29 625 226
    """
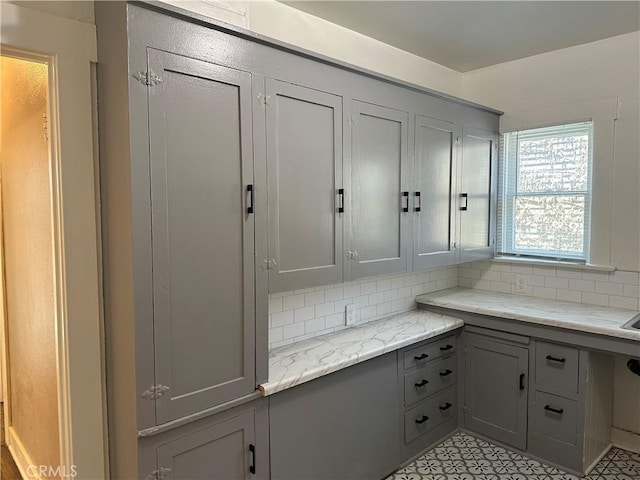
402 191 409 212
249 444 256 474
439 402 452 411
544 405 564 415
338 188 344 213
519 373 525 390
440 344 453 351
546 355 566 364
414 353 429 361
439 369 453 377
414 191 421 212
415 415 429 424
414 379 429 388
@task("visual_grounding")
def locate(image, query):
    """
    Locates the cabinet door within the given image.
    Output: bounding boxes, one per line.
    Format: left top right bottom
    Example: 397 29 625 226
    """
351 101 409 279
464 333 528 450
148 49 256 424
265 79 343 292
155 410 257 480
413 115 459 270
459 127 497 263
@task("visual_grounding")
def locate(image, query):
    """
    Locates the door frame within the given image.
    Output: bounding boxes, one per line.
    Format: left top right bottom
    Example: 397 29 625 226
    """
1 3 107 479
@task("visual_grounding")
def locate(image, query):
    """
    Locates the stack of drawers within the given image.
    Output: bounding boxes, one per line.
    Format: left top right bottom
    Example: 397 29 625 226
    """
399 334 459 461
528 340 612 474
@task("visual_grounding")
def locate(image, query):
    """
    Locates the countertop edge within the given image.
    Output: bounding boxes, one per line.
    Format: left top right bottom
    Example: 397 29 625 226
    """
259 320 463 397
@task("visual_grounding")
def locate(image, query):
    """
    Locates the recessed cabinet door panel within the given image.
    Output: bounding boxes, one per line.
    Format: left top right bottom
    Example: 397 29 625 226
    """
352 101 409 279
413 116 458 270
464 334 528 450
148 49 255 424
266 79 343 292
156 410 256 480
459 127 497 263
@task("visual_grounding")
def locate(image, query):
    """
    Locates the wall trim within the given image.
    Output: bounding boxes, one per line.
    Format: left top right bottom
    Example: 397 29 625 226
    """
611 427 640 453
7 426 42 480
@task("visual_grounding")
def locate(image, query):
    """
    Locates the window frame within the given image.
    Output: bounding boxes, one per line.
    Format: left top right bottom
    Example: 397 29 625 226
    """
500 121 594 262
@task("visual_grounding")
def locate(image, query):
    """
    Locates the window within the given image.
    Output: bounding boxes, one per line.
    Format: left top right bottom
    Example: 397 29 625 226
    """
500 122 593 261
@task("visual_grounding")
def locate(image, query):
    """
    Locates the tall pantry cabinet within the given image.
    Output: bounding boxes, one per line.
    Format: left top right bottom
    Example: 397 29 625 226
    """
96 2 500 479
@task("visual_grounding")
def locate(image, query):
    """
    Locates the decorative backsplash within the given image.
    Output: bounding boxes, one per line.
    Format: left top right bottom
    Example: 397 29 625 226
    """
268 266 458 349
458 260 640 311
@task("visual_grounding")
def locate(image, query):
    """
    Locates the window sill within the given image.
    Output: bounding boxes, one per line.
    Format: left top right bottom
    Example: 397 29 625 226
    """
492 256 616 272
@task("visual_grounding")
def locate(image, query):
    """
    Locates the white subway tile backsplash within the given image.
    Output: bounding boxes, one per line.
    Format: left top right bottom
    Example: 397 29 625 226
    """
545 277 569 289
490 281 511 294
568 279 595 292
526 275 545 287
268 266 458 347
556 289 582 303
480 270 501 282
556 268 583 279
623 284 640 298
533 266 556 277
595 281 623 296
582 292 609 307
294 306 315 322
533 286 556 300
609 295 640 310
283 294 305 311
610 270 639 285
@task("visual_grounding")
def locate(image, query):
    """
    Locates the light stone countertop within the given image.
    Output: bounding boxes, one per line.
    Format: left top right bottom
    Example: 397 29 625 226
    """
416 287 640 342
259 309 463 396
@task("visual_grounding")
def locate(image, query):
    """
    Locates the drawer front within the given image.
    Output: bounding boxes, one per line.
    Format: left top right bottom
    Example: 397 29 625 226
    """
404 357 456 406
533 391 578 445
535 342 579 395
403 336 456 370
404 388 456 444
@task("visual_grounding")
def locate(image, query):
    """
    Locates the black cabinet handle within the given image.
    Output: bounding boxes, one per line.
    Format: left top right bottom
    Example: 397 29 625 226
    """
519 373 525 390
414 192 421 212
415 415 429 424
544 405 564 415
249 444 256 474
546 355 566 364
414 353 429 361
247 185 254 214
338 188 344 213
440 344 453 351
402 191 409 212
414 379 429 388
439 402 452 411
460 192 468 211
439 369 453 377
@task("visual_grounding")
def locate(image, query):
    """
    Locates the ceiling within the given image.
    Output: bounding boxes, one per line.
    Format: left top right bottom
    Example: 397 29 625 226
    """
281 1 640 72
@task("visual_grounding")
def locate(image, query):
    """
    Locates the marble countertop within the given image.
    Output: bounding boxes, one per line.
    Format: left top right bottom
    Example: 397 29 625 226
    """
416 287 640 342
259 310 463 396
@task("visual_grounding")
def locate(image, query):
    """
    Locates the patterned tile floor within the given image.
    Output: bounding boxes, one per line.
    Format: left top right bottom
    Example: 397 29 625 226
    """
387 432 640 480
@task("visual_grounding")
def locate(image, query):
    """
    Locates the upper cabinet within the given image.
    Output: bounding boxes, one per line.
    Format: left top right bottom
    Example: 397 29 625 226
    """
412 115 460 270
146 49 258 423
350 101 410 279
265 79 344 293
458 127 498 264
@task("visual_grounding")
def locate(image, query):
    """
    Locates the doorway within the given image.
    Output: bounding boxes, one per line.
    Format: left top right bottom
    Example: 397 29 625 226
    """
0 53 60 480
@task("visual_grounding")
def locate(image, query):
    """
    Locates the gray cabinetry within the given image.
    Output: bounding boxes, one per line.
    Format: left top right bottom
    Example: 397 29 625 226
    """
412 115 459 270
265 79 344 292
269 353 400 480
350 101 410 279
147 48 258 424
399 334 459 462
458 127 498 263
464 329 529 450
140 399 269 480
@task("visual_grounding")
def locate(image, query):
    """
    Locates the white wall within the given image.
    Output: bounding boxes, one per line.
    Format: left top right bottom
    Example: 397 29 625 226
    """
462 31 640 272
160 0 463 97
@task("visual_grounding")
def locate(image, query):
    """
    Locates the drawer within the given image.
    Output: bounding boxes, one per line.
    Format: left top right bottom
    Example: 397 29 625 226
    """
404 356 456 406
404 388 456 444
403 335 456 370
535 341 579 395
532 391 578 445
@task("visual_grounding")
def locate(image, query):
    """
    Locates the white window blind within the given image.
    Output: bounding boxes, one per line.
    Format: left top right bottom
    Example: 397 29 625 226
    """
500 122 593 261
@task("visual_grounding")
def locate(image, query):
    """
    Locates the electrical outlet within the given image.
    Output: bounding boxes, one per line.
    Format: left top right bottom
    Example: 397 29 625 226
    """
345 304 357 326
515 274 528 293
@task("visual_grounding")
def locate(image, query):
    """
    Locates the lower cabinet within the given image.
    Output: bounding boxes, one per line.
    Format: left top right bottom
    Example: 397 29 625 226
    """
139 399 269 480
463 328 529 450
269 353 400 480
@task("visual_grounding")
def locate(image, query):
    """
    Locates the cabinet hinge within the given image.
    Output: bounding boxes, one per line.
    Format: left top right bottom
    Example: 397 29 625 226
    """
257 93 272 106
346 250 359 261
463 404 470 414
132 70 163 86
141 385 170 400
146 467 172 480
349 116 358 127
455 136 461 145
260 259 277 270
